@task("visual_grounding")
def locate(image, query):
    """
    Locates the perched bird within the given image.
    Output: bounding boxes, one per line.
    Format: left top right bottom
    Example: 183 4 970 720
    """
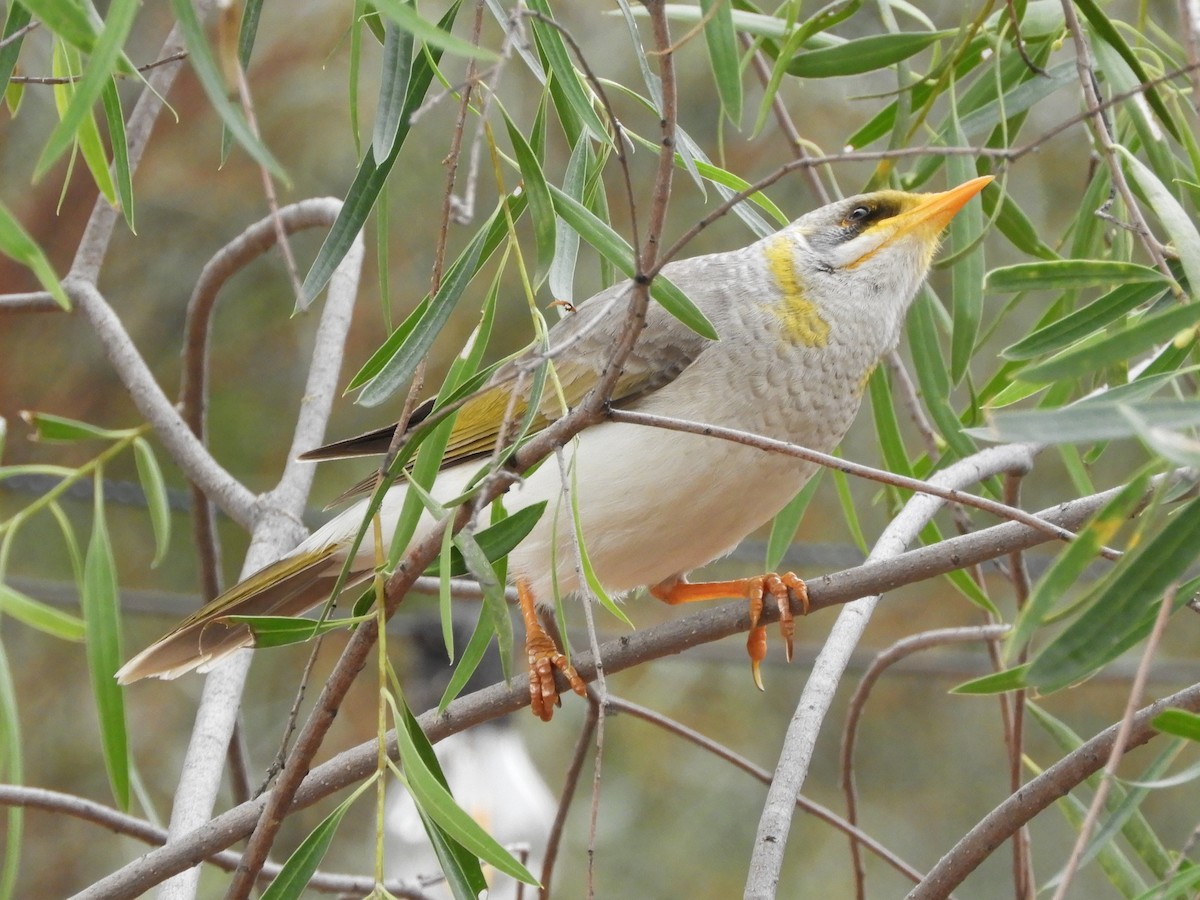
117 175 992 720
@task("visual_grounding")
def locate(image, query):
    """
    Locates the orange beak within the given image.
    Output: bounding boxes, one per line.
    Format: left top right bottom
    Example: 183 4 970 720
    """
847 175 993 269
897 174 994 235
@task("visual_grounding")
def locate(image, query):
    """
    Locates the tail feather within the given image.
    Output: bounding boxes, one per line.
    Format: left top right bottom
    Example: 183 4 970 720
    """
116 545 363 683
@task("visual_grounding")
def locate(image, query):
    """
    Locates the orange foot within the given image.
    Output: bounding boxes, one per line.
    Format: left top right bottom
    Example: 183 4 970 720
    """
650 572 809 689
518 579 587 722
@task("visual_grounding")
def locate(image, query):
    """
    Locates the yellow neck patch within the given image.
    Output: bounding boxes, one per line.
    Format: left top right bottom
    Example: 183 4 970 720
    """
765 235 830 348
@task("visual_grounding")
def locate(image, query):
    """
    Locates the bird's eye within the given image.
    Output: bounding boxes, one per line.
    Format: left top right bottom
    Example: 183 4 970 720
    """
845 205 872 225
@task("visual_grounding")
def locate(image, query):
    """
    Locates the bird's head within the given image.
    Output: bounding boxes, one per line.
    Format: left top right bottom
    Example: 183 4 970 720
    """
786 175 993 312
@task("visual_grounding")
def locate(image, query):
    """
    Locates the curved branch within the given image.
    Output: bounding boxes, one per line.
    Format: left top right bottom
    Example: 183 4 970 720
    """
744 444 1042 897
0 785 436 898
77 470 1166 900
908 681 1200 899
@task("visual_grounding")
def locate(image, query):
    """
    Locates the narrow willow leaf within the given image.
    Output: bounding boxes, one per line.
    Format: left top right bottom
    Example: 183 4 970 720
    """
1002 281 1166 360
357 222 488 406
373 0 498 60
100 80 134 232
984 189 1058 260
221 0 266 163
950 664 1029 695
1152 710 1200 743
547 184 718 340
453 527 513 665
83 473 129 810
300 2 460 307
500 106 556 286
788 30 952 77
50 42 116 204
974 398 1200 444
1115 146 1200 298
14 0 100 55
1073 0 1181 141
1120 407 1200 468
0 200 70 309
35 0 137 180
132 438 171 567
372 21 414 162
168 0 285 180
0 4 32 95
946 107 985 385
225 614 366 648
0 583 85 641
764 475 821 571
985 260 1166 293
19 411 133 442
434 502 547 577
437 608 493 712
1007 474 1148 654
394 700 532 885
1016 299 1200 384
0 639 22 900
1028 497 1200 693
260 779 374 900
700 0 742 123
525 0 609 142
907 290 977 459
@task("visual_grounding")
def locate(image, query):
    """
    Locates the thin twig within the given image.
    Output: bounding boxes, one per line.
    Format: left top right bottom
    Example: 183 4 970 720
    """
9 49 188 83
540 700 599 899
607 409 1119 558
609 697 929 887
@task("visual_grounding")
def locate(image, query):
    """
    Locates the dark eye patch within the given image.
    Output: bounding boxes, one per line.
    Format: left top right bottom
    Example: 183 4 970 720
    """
840 198 900 232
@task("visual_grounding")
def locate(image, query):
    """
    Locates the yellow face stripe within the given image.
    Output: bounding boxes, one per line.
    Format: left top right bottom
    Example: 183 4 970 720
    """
765 235 830 348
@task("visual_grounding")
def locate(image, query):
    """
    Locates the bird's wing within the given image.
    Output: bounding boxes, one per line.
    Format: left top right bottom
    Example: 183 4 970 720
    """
303 257 725 472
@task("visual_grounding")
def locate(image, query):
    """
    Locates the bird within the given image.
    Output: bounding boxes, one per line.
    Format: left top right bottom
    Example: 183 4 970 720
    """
116 175 993 721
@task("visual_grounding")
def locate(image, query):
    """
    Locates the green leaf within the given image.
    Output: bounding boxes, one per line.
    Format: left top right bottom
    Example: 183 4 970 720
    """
1115 146 1200 299
50 42 116 205
83 473 129 810
0 200 70 309
0 583 85 641
950 664 1029 695
0 4 32 96
224 614 367 648
525 0 609 142
299 3 460 307
985 260 1167 293
434 502 547 577
974 398 1200 444
1152 710 1200 743
788 30 952 78
452 527 513 668
168 0 286 180
907 290 977 459
700 0 742 124
1002 280 1166 360
35 0 137 180
356 209 492 406
132 438 171 567
764 475 821 571
372 21 415 162
1006 474 1148 653
0 639 22 900
394 700 531 886
1073 0 1181 141
15 0 100 55
501 105 556 286
437 608 494 712
547 183 718 340
1028 497 1200 693
373 0 497 60
260 779 374 900
19 411 134 443
100 79 135 232
1015 299 1200 384
946 107 985 385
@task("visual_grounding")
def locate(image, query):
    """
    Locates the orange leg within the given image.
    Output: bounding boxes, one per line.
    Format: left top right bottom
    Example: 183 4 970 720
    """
650 572 809 690
518 578 587 722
